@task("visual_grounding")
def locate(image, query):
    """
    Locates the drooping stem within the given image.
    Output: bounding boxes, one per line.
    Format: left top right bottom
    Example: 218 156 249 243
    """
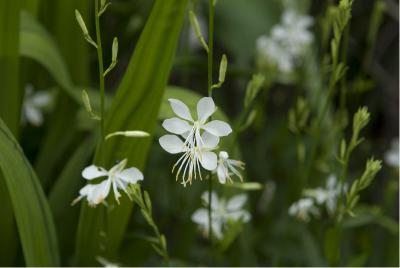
94 0 106 150
207 0 215 248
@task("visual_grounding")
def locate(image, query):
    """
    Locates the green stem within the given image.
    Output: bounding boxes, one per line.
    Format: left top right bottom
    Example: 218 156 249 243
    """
207 0 215 251
94 0 106 154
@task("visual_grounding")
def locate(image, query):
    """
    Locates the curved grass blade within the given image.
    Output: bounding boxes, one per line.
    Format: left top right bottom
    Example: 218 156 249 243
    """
0 118 60 266
74 0 188 264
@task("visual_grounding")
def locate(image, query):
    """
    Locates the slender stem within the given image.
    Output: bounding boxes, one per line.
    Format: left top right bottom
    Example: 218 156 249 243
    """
94 0 106 149
207 0 215 250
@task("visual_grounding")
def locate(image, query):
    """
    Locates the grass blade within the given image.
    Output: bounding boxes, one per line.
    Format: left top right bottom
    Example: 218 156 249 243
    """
0 118 60 266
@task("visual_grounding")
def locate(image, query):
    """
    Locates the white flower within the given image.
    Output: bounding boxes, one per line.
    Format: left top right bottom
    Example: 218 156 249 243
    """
288 198 319 222
385 138 399 168
22 84 52 126
159 132 219 186
191 191 251 240
303 175 346 216
216 151 245 184
162 97 232 149
256 10 313 74
73 159 143 206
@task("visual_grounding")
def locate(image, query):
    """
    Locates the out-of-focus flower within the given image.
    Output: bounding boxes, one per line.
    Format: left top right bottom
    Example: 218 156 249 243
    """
73 159 143 206
22 84 52 126
385 138 399 168
159 132 219 186
304 175 344 215
216 151 245 184
192 191 251 240
256 10 314 74
96 256 119 268
288 198 320 222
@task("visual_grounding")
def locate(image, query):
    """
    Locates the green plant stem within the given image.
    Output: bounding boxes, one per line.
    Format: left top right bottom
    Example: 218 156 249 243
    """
207 0 215 252
94 0 106 153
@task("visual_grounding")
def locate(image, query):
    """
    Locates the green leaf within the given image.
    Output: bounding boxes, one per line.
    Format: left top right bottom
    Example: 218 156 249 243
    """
0 0 21 137
0 118 60 266
0 1 21 264
74 0 188 265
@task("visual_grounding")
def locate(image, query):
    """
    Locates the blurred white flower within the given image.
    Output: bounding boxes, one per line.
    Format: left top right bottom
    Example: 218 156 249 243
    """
159 132 219 186
22 84 52 126
304 175 343 215
256 10 313 74
96 256 119 268
216 151 245 184
191 191 251 240
73 159 143 206
289 198 320 222
385 138 399 168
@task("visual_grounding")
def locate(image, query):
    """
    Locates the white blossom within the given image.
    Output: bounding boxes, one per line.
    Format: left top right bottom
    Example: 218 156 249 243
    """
159 97 233 186
216 151 245 184
73 159 143 206
256 10 314 74
288 198 319 222
22 84 52 126
385 138 399 168
191 191 251 240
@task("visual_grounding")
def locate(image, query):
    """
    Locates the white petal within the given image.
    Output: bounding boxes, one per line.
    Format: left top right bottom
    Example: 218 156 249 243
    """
216 164 227 184
197 97 215 123
201 131 219 149
159 135 185 154
191 208 209 225
82 165 108 180
211 219 224 239
227 194 247 211
88 180 111 206
202 120 232 137
116 167 144 184
200 151 217 171
168 98 193 121
32 91 52 107
201 191 219 210
228 210 251 222
25 106 43 126
162 117 192 135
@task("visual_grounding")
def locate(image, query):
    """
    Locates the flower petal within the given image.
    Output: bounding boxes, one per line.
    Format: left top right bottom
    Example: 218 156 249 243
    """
216 164 227 184
227 194 247 211
168 98 193 121
25 106 43 126
159 135 185 154
201 191 219 210
200 151 217 171
82 165 108 180
197 97 216 123
116 167 144 184
201 131 219 149
191 208 209 225
202 120 232 137
87 180 111 206
162 117 192 135
227 210 251 223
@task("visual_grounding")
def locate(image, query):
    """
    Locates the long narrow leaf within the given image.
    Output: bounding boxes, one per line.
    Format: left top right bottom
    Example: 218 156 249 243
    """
0 118 60 266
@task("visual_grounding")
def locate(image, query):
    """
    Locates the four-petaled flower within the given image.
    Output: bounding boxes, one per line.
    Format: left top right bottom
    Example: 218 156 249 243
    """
160 97 235 186
73 159 143 207
191 191 251 240
216 151 245 184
